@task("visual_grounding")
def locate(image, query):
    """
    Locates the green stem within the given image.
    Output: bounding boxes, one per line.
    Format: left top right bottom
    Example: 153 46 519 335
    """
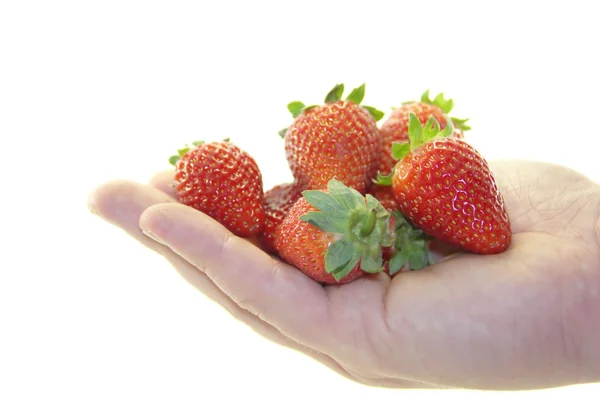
359 210 377 237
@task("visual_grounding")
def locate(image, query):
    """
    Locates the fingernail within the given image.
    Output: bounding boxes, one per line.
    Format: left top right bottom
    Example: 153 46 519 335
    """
142 229 165 245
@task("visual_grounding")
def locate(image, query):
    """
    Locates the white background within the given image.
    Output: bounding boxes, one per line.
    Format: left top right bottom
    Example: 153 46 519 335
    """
1 0 599 397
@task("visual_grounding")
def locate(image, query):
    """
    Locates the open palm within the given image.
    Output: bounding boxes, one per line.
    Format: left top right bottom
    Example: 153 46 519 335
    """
88 159 600 390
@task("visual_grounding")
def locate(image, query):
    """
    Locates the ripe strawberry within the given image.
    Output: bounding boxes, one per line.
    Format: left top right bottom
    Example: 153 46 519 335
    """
169 139 265 237
259 182 303 253
274 179 395 284
378 114 511 254
377 90 470 176
280 83 384 194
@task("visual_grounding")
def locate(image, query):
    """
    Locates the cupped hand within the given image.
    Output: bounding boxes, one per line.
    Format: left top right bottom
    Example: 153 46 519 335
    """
88 160 600 390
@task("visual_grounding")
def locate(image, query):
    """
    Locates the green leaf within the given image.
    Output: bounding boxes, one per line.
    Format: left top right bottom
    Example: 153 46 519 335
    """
299 211 348 234
391 211 409 228
407 239 429 270
302 190 344 215
374 171 394 186
365 193 382 213
423 116 441 141
191 140 205 147
287 101 306 118
421 90 454 114
360 251 383 274
391 214 431 271
362 106 384 121
366 196 393 241
169 155 180 166
388 250 408 276
452 117 471 131
325 83 344 103
324 239 355 273
365 196 394 246
380 227 396 248
346 83 365 105
327 179 364 211
331 251 362 281
408 113 424 148
177 147 190 157
432 92 454 114
278 128 287 138
381 215 395 244
421 90 470 131
391 142 410 160
304 105 318 112
438 115 454 138
355 201 392 252
420 89 432 104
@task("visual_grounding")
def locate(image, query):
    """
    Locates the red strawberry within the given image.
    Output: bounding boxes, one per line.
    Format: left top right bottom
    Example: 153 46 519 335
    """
259 182 303 253
274 179 395 284
281 83 384 194
379 114 511 254
377 90 469 176
169 139 265 237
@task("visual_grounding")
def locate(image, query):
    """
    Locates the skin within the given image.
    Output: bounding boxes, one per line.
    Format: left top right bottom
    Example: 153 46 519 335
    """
87 160 600 390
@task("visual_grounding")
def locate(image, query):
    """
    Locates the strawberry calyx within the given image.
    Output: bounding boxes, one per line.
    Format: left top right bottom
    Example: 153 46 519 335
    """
374 113 454 186
387 212 432 275
324 83 346 103
421 89 471 132
278 83 384 138
420 89 454 114
403 89 471 132
168 138 230 166
300 179 395 281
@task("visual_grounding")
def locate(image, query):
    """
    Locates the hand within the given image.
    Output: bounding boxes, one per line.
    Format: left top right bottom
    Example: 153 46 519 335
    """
88 160 600 390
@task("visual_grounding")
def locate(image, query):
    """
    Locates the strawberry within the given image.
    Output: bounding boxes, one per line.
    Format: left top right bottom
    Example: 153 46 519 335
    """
378 114 511 254
280 83 384 194
259 182 303 253
377 90 470 176
169 139 265 237
274 179 395 284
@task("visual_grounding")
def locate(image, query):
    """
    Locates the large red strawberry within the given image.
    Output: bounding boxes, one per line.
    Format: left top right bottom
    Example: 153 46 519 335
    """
169 139 265 237
281 83 384 194
259 182 303 253
377 90 470 176
275 179 395 284
378 114 511 254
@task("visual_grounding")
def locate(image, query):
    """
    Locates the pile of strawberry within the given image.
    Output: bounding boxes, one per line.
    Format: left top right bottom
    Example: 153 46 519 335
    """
168 84 511 285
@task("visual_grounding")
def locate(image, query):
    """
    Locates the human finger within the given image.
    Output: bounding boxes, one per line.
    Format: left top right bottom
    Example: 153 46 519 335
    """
148 170 177 199
88 180 354 378
139 203 333 353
